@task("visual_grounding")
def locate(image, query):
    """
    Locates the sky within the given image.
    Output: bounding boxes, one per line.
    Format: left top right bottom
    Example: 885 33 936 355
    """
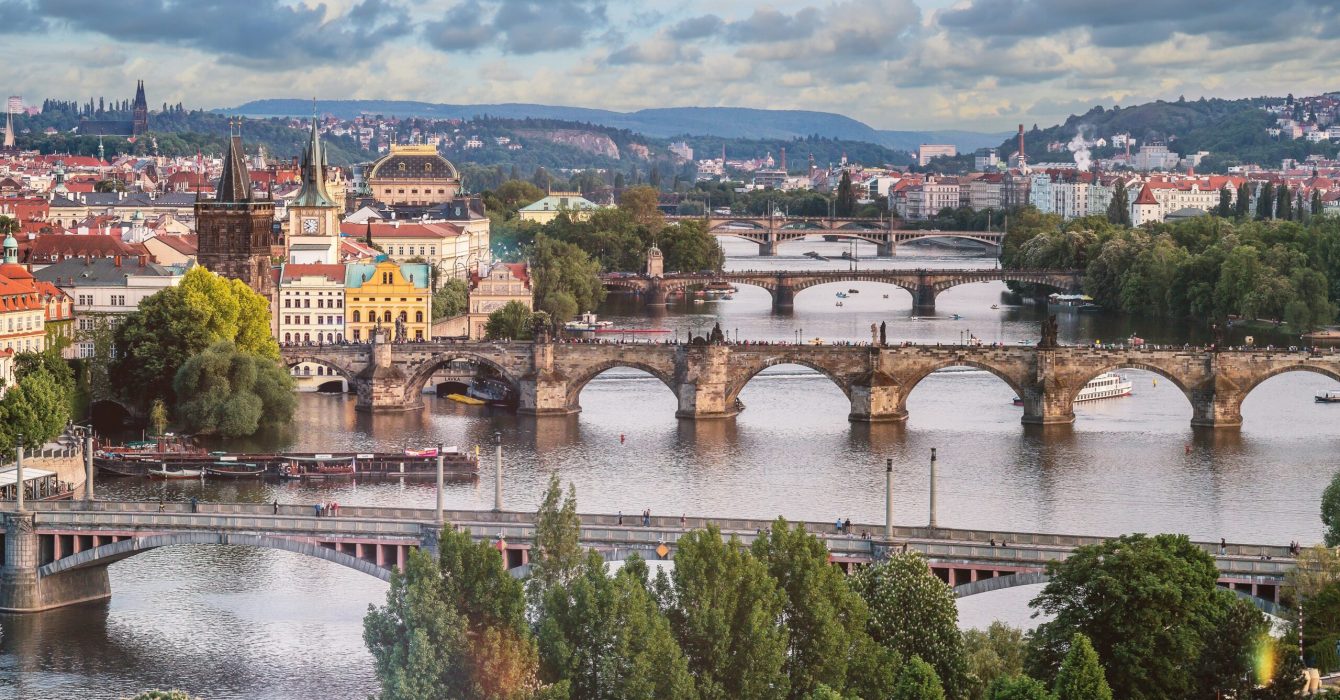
4 0 1340 132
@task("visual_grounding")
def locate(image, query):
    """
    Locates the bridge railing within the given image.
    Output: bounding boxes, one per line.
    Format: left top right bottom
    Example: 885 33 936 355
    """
31 509 428 539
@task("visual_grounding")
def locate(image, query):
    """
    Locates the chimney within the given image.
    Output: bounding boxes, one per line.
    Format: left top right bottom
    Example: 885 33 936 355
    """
138 254 147 267
114 255 121 267
1017 124 1025 157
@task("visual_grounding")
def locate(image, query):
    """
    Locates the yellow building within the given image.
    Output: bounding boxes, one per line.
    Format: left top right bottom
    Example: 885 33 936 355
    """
365 144 462 207
466 263 532 339
516 192 603 224
344 261 431 342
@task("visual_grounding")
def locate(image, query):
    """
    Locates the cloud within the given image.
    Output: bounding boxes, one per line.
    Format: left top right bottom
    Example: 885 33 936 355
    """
725 7 822 43
29 0 412 64
667 14 723 41
0 0 47 33
424 0 609 54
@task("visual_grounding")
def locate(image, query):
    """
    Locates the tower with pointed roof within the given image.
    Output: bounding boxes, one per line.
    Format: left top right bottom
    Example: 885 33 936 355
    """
2 107 14 151
195 122 276 298
286 113 341 264
132 80 148 136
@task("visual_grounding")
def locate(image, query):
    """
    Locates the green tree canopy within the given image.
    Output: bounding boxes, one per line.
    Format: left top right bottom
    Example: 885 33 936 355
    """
171 341 296 437
1027 533 1261 700
659 524 789 700
529 234 605 319
852 551 968 698
964 622 1028 700
891 656 945 700
485 301 535 341
985 675 1051 700
658 220 724 273
1052 633 1110 700
0 367 70 458
432 277 469 320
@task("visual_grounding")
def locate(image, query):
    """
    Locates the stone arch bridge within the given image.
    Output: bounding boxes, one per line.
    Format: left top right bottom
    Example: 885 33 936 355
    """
663 214 1003 256
280 339 1340 430
0 502 1292 612
602 268 1082 309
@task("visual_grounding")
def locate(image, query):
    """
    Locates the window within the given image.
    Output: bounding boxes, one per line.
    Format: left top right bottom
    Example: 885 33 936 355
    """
383 311 392 322
284 315 291 324
284 299 291 308
304 316 310 325
353 329 360 341
415 311 423 323
303 299 310 308
352 311 361 323
284 333 291 343
110 295 126 306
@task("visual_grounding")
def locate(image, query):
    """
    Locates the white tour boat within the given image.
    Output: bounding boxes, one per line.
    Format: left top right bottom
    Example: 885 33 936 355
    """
1013 372 1132 405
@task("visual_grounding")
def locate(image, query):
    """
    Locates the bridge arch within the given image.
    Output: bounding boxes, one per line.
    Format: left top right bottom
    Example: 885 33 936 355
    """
405 354 522 400
1238 363 1340 404
284 356 358 385
897 359 1030 415
565 360 679 410
726 356 856 404
952 570 1283 615
39 532 401 582
1064 361 1196 412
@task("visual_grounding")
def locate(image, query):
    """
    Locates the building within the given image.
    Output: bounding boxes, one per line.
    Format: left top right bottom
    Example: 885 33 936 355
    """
0 234 47 388
516 192 603 224
1131 183 1161 226
285 117 342 264
917 144 957 167
141 234 198 267
33 255 185 358
365 144 462 207
466 263 532 340
277 263 345 345
340 220 481 280
974 149 1000 171
195 132 276 298
964 174 1004 210
20 234 139 269
901 178 960 220
344 261 431 342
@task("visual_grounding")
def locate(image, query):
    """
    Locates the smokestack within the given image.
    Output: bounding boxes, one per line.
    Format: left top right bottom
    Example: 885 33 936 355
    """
1017 124 1025 158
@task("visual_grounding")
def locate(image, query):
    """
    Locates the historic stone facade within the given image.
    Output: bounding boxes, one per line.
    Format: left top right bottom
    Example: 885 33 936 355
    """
281 339 1340 428
196 133 276 298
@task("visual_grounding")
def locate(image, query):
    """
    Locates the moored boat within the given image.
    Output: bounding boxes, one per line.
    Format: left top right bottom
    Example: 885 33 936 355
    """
203 463 265 478
148 467 203 480
1316 390 1340 403
1013 372 1132 406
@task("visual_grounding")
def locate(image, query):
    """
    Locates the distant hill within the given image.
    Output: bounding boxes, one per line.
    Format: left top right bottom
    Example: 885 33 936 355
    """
229 99 1006 152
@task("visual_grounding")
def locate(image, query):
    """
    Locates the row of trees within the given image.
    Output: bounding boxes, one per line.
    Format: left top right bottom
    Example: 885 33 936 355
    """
366 476 1292 700
103 267 294 438
0 346 75 458
1005 207 1340 329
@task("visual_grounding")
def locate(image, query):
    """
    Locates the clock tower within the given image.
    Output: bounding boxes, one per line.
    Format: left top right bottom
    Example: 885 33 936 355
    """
285 115 341 264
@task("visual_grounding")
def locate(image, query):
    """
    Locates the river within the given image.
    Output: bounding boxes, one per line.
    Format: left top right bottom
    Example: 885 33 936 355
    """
2 237 1335 699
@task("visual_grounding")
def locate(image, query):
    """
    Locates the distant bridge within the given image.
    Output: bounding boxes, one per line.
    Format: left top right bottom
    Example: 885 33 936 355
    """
0 501 1293 612
601 268 1083 309
663 214 1003 256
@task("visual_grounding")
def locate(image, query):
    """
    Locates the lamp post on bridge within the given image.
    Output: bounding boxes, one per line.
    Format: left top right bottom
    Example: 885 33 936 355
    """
14 433 24 512
928 447 938 531
493 430 503 513
435 442 444 527
885 458 894 540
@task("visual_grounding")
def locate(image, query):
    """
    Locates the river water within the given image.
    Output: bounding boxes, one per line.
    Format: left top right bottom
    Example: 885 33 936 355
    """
3 237 1335 699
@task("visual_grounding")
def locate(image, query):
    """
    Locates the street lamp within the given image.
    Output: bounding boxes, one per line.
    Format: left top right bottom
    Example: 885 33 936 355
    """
14 433 24 511
493 430 503 513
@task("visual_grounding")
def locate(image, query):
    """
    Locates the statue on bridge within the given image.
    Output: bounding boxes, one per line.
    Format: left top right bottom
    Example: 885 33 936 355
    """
533 314 551 343
1038 314 1059 349
709 322 725 344
880 321 887 346
870 323 878 345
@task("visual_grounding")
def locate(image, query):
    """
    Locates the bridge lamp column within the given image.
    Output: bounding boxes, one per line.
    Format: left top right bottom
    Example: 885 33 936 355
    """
884 458 894 540
928 447 937 531
493 431 503 513
14 433 23 512
435 442 444 527
83 428 94 502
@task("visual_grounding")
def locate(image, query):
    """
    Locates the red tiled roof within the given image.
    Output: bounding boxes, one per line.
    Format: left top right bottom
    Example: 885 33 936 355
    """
339 221 464 239
148 234 198 256
1134 183 1158 205
282 263 345 283
27 234 138 263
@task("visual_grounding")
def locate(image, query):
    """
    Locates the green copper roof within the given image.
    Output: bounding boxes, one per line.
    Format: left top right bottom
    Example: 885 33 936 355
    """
290 117 336 209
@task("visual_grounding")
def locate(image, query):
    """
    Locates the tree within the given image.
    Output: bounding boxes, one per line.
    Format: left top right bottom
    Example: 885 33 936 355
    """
149 398 169 437
618 186 665 234
365 528 553 700
750 518 896 699
0 215 18 236
529 234 605 319
659 525 789 700
1257 182 1274 220
1027 533 1258 700
985 675 1050 700
1276 184 1292 221
537 551 698 699
530 473 584 595
1235 182 1251 219
891 656 945 700
835 171 857 216
1314 189 1325 217
171 341 296 437
0 368 70 458
112 266 276 410
13 347 75 412
484 301 534 341
963 623 1028 700
432 278 468 320
659 220 724 273
1106 181 1131 226
1052 633 1110 700
1217 186 1233 217
852 552 968 698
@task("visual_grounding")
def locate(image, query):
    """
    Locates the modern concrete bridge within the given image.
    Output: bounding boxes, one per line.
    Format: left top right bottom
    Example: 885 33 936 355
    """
602 268 1082 309
280 338 1340 429
663 214 1003 256
0 501 1294 612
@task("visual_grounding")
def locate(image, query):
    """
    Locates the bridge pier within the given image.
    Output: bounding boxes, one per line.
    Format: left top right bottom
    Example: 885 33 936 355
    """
773 284 796 310
876 241 895 258
0 513 111 612
758 239 778 256
355 331 421 412
1190 385 1244 430
645 285 668 306
848 372 908 423
675 345 740 420
912 285 937 310
518 341 581 417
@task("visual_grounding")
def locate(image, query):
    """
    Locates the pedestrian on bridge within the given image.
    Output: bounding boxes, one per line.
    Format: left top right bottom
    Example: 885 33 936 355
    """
273 500 279 515
190 497 198 513
617 511 623 525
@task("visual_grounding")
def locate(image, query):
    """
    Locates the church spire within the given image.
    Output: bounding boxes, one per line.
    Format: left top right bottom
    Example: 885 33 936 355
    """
3 108 13 149
291 106 335 208
217 119 253 203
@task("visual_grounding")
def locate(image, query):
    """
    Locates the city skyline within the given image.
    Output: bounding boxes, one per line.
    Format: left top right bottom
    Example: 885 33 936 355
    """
1 0 1338 131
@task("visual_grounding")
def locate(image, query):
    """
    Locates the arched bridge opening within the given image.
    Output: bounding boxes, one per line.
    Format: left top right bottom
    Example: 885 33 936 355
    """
564 361 680 415
406 355 521 407
899 362 1027 427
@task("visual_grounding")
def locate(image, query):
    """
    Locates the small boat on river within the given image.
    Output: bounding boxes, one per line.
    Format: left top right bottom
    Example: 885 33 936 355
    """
203 463 265 478
1316 390 1340 403
148 467 203 480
